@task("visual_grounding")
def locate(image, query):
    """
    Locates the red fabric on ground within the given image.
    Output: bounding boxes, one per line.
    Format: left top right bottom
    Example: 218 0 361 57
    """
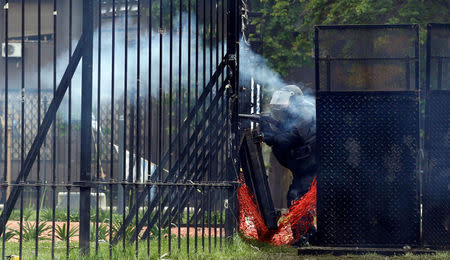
238 175 316 245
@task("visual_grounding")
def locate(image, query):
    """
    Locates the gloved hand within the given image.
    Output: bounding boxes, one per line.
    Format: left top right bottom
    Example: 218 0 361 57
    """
263 132 275 146
259 119 272 134
259 120 275 146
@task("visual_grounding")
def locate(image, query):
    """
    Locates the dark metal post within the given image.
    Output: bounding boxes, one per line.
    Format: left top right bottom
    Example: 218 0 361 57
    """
225 0 239 242
80 0 94 255
117 116 125 214
315 27 320 93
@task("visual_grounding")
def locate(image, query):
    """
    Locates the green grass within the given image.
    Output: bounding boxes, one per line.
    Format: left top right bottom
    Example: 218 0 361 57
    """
6 208 214 224
0 235 294 260
0 235 448 260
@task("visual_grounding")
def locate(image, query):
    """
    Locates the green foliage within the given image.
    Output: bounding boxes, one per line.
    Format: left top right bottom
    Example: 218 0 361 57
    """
40 208 52 222
90 209 110 223
69 211 80 222
90 222 108 242
55 223 79 241
41 208 112 223
11 222 51 242
110 215 136 241
7 208 34 221
40 208 68 222
9 210 20 221
23 208 34 221
1 229 16 242
251 0 449 79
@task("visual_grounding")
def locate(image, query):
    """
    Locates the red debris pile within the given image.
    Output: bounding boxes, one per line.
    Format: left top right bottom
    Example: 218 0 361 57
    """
238 176 316 245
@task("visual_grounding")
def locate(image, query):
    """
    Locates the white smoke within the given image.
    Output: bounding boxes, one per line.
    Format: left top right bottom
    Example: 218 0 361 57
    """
239 39 316 125
37 12 220 121
239 39 286 94
34 12 315 125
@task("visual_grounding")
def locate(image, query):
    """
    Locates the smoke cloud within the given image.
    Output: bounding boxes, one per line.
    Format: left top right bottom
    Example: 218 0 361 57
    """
34 12 315 124
37 12 220 121
238 39 316 125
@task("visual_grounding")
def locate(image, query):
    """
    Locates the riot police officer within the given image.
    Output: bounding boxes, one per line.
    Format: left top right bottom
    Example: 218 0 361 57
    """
261 85 316 206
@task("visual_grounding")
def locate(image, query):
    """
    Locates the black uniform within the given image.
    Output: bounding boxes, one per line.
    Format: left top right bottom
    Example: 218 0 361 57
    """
262 88 316 206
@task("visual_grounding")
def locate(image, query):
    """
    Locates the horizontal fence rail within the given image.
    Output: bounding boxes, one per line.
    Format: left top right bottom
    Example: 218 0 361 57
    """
0 0 240 258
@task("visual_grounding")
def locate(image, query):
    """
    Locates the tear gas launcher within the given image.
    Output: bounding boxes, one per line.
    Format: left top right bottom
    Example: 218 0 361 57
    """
238 113 282 129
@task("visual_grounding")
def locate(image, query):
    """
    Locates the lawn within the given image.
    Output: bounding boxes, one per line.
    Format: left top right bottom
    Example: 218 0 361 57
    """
0 235 448 260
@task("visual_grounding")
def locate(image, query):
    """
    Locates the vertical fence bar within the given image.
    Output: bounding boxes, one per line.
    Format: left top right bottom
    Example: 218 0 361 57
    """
216 0 219 71
315 27 319 93
186 1 192 250
1 1 8 258
176 186 181 250
187 0 191 183
146 184 151 256
201 185 205 251
220 0 225 246
80 0 94 255
203 0 206 114
219 186 224 248
186 186 190 253
136 0 141 258
210 0 213 78
194 184 198 252
51 1 57 258
122 0 129 250
147 0 153 255
109 0 116 257
67 0 74 256
214 3 220 249
158 0 163 255
202 0 206 251
168 0 173 254
208 186 212 253
195 0 199 252
67 0 73 254
177 0 183 252
208 1 214 253
95 0 102 255
19 0 25 257
35 0 42 257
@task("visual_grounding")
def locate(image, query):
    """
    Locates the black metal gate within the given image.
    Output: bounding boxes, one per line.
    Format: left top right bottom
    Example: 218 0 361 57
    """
423 23 450 249
315 25 421 247
0 0 240 258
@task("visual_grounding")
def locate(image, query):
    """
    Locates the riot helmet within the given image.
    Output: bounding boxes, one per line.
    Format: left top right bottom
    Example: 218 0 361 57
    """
270 85 304 119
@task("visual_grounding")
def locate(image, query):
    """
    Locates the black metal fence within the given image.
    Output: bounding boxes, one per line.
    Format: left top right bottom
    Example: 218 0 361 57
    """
0 0 240 258
423 23 449 248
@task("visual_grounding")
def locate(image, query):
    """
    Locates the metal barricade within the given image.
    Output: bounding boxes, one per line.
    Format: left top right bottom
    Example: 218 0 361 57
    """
423 23 450 249
315 25 421 247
